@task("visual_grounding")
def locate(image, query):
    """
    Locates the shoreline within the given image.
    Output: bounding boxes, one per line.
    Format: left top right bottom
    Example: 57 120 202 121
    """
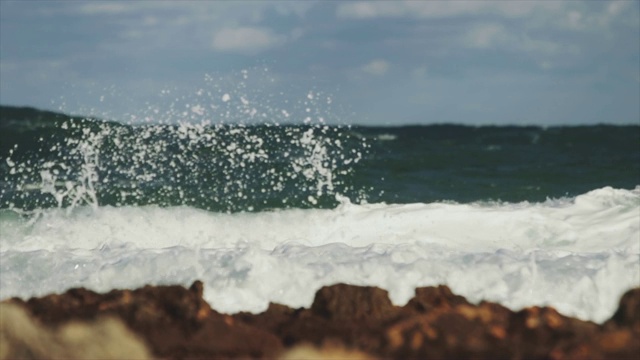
1 281 638 359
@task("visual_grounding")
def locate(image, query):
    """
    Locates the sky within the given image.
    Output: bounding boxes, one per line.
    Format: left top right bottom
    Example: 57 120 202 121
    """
0 0 639 126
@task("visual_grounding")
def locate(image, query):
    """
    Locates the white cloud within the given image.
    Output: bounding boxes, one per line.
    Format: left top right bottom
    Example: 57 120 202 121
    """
594 1 632 28
361 59 390 76
336 1 561 19
464 22 574 54
566 10 584 30
65 2 216 17
272 2 316 18
336 2 386 18
212 27 284 54
519 37 566 55
550 1 635 32
76 2 131 15
465 23 507 49
606 1 627 17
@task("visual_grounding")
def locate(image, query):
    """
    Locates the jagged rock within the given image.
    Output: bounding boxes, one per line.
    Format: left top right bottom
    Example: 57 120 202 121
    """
5 281 282 359
2 282 639 359
405 285 471 312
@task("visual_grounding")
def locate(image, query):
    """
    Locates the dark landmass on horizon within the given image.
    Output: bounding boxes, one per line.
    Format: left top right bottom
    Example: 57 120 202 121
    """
3 104 639 130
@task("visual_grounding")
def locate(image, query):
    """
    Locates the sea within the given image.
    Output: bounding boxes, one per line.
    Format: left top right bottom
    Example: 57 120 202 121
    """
0 100 638 324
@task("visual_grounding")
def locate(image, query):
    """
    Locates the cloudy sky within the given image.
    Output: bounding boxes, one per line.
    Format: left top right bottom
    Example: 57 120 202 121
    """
1 1 638 126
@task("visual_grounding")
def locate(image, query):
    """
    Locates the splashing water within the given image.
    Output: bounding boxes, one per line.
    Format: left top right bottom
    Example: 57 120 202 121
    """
1 70 371 213
1 70 638 324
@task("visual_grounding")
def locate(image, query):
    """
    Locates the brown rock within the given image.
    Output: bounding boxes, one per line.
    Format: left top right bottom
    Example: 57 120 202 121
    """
310 283 397 321
2 281 639 360
382 304 512 359
405 285 470 312
5 281 282 359
507 306 600 360
608 287 640 329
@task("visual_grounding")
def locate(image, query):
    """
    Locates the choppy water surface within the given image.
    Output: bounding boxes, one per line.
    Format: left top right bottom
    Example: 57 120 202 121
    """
1 73 638 322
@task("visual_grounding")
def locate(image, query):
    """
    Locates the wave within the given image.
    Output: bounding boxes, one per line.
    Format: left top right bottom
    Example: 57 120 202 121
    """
1 186 638 323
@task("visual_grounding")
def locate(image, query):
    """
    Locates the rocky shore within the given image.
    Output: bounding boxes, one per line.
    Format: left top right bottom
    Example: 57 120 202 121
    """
1 281 638 359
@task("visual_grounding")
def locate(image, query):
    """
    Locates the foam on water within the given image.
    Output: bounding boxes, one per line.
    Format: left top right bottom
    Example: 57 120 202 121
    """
1 186 638 323
1 70 639 324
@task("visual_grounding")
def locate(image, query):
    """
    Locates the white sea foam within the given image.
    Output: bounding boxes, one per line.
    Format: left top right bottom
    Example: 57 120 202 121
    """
1 186 638 323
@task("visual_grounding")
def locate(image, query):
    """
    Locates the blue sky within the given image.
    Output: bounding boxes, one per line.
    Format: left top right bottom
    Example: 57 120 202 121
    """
1 0 638 126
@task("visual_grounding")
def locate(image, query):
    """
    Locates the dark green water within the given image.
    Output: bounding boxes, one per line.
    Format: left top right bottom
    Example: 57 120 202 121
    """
1 106 638 212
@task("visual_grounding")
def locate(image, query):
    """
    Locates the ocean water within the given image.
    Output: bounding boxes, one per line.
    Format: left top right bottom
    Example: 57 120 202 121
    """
0 102 639 324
